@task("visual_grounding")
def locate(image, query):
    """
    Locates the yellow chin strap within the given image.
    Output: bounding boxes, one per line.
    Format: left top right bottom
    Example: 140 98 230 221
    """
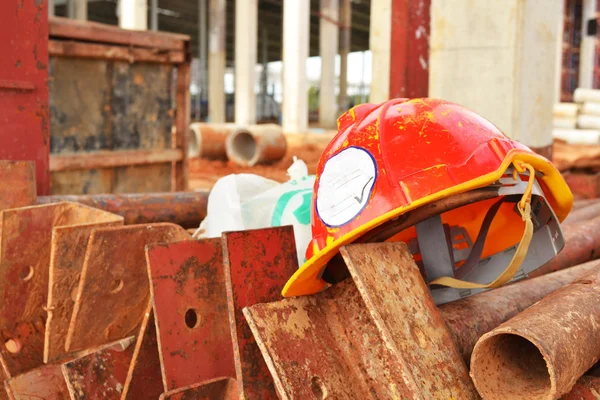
427 161 535 290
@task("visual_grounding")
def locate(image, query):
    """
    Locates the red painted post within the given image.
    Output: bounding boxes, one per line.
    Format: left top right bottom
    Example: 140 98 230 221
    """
0 0 50 195
389 0 430 98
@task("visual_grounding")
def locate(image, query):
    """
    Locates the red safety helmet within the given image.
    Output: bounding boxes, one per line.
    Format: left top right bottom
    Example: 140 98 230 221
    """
282 98 572 302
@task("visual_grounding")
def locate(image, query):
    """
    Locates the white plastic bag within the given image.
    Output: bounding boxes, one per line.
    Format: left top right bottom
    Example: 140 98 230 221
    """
196 157 315 267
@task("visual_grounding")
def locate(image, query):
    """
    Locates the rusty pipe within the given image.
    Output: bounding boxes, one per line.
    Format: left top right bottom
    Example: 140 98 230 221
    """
572 198 600 211
188 122 244 160
563 200 600 225
470 267 600 400
530 215 600 278
563 376 600 400
439 259 600 364
225 123 287 167
37 191 208 229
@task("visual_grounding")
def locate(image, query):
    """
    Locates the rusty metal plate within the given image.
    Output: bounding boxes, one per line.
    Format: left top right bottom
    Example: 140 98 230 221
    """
0 202 124 377
45 218 124 364
146 238 234 390
243 242 478 399
564 376 600 399
222 226 299 399
0 161 36 212
340 243 477 397
121 304 163 399
160 378 238 400
62 337 135 400
66 223 190 353
4 364 70 400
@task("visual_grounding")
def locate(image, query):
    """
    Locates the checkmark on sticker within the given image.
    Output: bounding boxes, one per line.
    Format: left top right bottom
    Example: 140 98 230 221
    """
354 176 374 204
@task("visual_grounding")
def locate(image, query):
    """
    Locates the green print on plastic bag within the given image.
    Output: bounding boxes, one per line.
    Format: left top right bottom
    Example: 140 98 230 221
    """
271 188 313 226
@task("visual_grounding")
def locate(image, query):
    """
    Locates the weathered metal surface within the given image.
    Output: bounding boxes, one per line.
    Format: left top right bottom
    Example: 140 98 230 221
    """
45 217 124 364
244 242 478 399
146 239 234 390
563 171 600 200
121 305 164 399
160 378 239 400
4 364 70 400
50 149 183 172
0 202 123 377
49 41 186 64
563 200 600 225
62 337 135 400
530 215 600 278
225 124 287 167
38 190 209 229
470 267 600 400
174 62 190 191
187 122 240 160
222 226 299 399
0 0 50 195
66 223 190 353
440 259 600 364
562 376 600 400
340 242 477 397
0 161 36 212
389 0 430 98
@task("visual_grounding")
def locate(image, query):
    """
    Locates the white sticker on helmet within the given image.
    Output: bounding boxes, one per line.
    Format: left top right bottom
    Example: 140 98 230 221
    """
316 146 377 227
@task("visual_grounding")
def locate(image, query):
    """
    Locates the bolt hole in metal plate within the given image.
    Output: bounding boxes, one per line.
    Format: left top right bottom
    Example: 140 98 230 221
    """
145 238 235 390
65 223 191 355
0 202 123 376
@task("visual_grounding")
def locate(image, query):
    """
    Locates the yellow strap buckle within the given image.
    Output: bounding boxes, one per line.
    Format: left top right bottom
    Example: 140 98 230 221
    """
427 161 535 290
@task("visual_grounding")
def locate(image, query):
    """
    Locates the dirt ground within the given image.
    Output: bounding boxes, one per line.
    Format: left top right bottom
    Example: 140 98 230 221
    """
189 143 327 190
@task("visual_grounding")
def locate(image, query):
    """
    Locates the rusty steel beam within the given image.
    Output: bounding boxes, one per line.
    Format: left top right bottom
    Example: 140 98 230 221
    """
225 124 287 167
159 378 239 400
222 226 301 399
145 238 235 391
530 215 600 278
563 200 600 225
244 242 478 399
65 224 190 353
49 149 183 172
470 267 600 400
439 259 600 364
38 191 209 229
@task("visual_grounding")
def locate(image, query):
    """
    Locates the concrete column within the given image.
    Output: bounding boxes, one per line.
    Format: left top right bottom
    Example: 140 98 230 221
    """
119 0 148 30
199 0 208 104
208 0 226 123
150 0 158 31
338 0 351 113
554 1 565 103
429 0 562 155
235 0 257 126
282 0 310 133
48 0 55 16
319 0 339 128
579 0 597 89
369 0 392 103
74 0 87 21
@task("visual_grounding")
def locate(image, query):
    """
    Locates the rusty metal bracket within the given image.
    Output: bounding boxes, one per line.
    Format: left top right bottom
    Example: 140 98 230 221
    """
62 337 135 400
0 202 123 377
0 161 36 212
66 223 190 353
121 304 163 399
244 242 478 399
160 377 238 400
4 364 70 400
222 226 299 399
145 238 234 391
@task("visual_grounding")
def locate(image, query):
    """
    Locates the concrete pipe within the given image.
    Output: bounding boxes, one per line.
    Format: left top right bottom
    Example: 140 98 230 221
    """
187 123 246 160
470 266 600 400
225 123 287 167
439 259 600 364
